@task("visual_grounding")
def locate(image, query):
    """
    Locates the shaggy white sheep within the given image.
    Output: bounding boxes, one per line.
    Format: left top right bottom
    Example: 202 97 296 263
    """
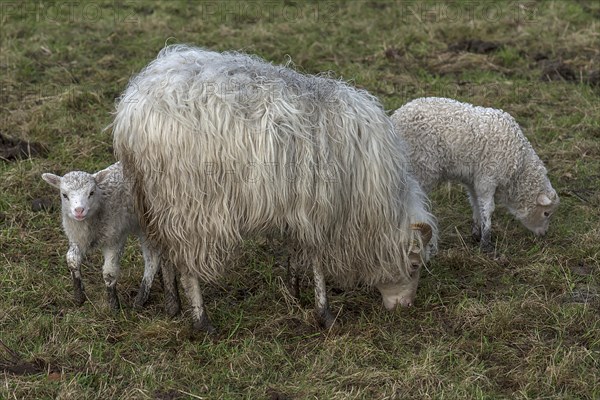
42 162 180 316
391 97 559 250
111 45 437 333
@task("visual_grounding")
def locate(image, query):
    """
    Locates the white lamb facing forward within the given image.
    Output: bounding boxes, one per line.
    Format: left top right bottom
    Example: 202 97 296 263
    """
42 162 180 315
391 97 559 251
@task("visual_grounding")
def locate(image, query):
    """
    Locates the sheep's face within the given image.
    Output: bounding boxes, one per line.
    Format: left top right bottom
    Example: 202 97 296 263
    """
376 272 420 310
376 223 433 310
42 171 103 221
517 191 560 236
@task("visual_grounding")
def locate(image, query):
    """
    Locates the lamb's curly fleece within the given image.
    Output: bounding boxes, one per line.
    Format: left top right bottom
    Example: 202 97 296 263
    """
43 162 179 314
111 45 437 288
391 97 559 247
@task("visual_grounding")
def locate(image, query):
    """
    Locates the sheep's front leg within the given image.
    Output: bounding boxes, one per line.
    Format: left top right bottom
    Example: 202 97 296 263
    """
466 186 482 242
66 244 86 305
102 245 123 311
160 261 181 318
313 262 335 329
133 238 161 309
180 272 215 335
476 188 496 252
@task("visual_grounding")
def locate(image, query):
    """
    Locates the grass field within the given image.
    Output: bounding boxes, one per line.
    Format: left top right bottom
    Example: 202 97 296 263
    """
1 1 599 398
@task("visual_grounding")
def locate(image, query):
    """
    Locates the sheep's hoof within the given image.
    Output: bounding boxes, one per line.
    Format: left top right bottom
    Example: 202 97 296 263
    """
133 285 150 309
164 295 181 318
479 241 495 254
315 307 336 330
192 314 217 336
72 278 86 306
107 286 120 311
471 226 482 243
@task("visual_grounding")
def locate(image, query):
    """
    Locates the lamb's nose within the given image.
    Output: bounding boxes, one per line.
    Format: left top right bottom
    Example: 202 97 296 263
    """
74 207 84 215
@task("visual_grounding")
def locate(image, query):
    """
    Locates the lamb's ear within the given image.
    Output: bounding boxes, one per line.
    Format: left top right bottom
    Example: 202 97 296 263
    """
94 169 111 184
41 173 62 189
537 193 552 206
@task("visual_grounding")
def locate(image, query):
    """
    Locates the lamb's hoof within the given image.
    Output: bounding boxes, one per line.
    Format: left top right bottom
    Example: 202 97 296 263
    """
192 314 217 336
315 307 336 330
73 280 86 306
107 286 121 311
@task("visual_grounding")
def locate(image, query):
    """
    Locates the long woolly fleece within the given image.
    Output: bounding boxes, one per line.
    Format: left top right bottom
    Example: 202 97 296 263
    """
112 45 436 287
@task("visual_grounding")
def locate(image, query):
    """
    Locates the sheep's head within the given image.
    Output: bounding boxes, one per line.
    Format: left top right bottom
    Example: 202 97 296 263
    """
42 169 110 221
376 222 433 310
516 189 560 236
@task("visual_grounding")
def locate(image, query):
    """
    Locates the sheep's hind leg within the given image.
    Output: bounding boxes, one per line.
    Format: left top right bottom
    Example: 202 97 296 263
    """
161 261 181 318
180 272 215 335
133 237 161 309
102 245 123 311
312 262 335 329
66 245 86 306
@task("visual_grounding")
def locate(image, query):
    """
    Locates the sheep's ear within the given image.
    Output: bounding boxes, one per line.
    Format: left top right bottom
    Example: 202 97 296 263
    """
41 173 62 189
537 193 552 206
411 222 433 247
94 169 111 184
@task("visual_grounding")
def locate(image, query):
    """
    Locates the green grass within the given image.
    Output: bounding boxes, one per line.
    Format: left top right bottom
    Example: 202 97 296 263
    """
1 0 599 398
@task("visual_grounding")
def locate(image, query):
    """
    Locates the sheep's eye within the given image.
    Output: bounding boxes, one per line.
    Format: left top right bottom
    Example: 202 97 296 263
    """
543 211 550 217
89 191 95 197
62 193 69 200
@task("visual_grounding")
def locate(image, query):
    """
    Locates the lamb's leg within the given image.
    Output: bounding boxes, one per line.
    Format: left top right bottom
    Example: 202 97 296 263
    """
466 187 482 242
160 261 181 318
180 272 215 335
313 262 335 329
476 188 496 253
102 245 123 311
133 238 161 309
66 244 86 306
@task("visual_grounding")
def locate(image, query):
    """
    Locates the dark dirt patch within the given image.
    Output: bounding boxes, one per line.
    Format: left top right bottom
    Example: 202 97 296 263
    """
0 132 48 162
448 39 502 54
384 47 403 61
267 387 293 400
0 339 57 376
539 60 577 82
570 262 594 276
31 197 55 212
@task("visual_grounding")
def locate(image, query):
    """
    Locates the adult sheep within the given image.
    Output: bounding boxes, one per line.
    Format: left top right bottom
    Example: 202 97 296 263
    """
391 97 559 251
111 45 436 333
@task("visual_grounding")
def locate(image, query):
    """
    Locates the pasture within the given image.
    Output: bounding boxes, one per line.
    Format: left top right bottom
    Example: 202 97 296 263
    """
1 1 599 398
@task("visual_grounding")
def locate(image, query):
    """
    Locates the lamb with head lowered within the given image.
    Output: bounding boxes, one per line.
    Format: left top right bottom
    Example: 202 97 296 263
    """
391 97 559 251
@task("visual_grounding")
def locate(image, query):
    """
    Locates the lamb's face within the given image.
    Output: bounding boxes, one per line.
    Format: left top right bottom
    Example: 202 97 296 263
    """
375 223 433 310
42 171 102 221
518 192 560 236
